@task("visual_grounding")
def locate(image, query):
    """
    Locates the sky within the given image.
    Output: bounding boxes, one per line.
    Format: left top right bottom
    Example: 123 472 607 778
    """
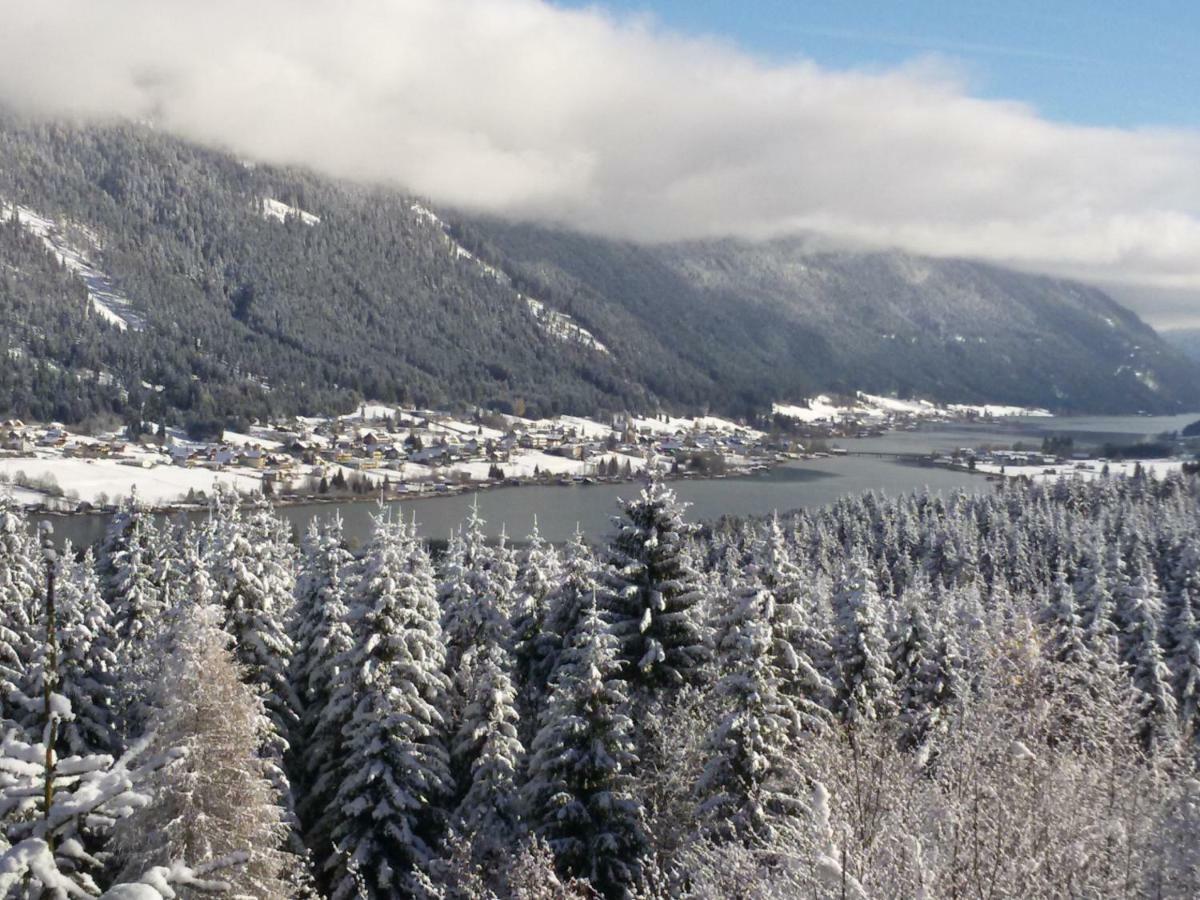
559 1 1199 129
0 0 1197 327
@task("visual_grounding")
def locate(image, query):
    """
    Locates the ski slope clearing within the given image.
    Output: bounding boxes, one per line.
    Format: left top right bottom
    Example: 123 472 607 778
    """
2 200 144 331
260 197 320 226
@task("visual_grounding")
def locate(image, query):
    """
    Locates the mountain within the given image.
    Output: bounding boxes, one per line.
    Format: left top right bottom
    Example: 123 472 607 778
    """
1163 327 1200 364
0 113 1196 429
455 218 1200 416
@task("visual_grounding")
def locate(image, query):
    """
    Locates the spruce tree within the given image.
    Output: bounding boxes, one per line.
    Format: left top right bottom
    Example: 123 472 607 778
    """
440 502 510 681
543 529 600 673
288 516 356 868
1122 585 1180 756
750 515 832 734
327 515 453 899
830 553 896 725
100 491 163 663
1167 589 1200 741
510 519 562 746
600 478 710 699
450 641 525 866
211 496 299 749
50 546 119 756
524 602 648 897
697 585 810 845
0 499 39 725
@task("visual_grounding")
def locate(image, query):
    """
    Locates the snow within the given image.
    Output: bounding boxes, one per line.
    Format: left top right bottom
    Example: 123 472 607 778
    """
220 430 282 450
523 296 609 354
974 459 1185 483
2 200 144 332
0 485 59 509
337 404 404 423
425 417 507 441
0 456 263 506
774 393 1052 422
260 197 320 226
448 449 645 482
945 403 1052 418
554 416 616 439
772 396 858 423
691 415 756 434
857 394 940 415
628 414 762 439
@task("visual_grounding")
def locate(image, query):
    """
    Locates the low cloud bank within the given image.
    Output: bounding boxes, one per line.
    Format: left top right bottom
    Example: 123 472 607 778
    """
1 0 1197 322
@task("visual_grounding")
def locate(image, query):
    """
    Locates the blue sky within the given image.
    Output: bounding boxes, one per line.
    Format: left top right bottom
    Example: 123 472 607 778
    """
558 0 1198 128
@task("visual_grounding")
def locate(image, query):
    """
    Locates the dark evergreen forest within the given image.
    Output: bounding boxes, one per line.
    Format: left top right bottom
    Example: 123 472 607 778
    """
2 113 1197 430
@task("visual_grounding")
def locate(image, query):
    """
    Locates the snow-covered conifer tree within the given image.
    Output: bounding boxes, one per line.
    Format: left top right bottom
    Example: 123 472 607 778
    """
697 585 810 845
0 500 39 724
439 502 510 678
750 514 832 733
288 516 355 856
450 641 524 866
49 546 119 756
600 478 711 698
510 519 562 745
543 529 600 673
210 496 298 748
891 586 940 752
830 553 896 725
524 601 648 897
100 491 164 666
327 514 453 899
1120 578 1179 756
1167 589 1200 741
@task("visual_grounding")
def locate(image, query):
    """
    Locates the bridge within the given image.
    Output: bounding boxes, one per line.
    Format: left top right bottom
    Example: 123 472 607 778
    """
829 449 939 463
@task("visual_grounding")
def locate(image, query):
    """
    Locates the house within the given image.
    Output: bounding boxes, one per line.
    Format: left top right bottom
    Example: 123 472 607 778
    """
39 427 69 447
1 431 34 453
411 444 452 465
168 445 193 466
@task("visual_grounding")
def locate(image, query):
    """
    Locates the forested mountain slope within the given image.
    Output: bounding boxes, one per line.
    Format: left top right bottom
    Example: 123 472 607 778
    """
1 113 1196 427
458 218 1200 415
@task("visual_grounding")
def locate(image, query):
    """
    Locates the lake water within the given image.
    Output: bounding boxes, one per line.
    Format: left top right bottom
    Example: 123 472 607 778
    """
45 412 1198 549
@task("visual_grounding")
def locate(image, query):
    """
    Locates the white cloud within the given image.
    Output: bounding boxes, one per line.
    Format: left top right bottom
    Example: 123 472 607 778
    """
0 0 1197 322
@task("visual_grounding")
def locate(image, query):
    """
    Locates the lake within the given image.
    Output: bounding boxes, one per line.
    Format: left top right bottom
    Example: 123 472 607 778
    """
45 412 1198 549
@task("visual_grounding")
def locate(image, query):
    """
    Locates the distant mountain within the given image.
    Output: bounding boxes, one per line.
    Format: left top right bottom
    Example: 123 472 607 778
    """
0 112 1196 428
1163 327 1200 364
455 218 1200 416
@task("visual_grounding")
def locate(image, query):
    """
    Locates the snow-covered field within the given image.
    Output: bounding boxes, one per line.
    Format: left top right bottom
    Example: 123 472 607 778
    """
774 392 1051 423
974 459 1185 483
0 456 263 506
554 416 616 439
446 449 647 482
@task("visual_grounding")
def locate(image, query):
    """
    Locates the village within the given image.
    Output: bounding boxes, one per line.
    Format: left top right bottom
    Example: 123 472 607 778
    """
0 404 798 513
5 391 1159 515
